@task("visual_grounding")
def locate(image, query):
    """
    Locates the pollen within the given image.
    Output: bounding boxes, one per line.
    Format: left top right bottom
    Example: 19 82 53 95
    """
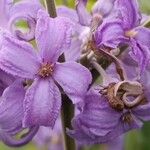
38 63 54 78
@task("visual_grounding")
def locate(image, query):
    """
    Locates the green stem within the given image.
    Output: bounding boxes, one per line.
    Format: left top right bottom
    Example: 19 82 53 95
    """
44 0 57 18
61 94 76 150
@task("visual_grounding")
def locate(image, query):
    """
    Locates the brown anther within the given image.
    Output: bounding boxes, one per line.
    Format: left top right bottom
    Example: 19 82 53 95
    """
107 83 124 111
38 63 53 78
122 112 133 124
87 40 97 52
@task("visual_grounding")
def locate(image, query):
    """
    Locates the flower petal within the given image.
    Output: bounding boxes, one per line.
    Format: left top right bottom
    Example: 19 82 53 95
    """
8 0 42 41
129 39 150 74
23 78 61 127
0 32 40 79
57 6 78 23
134 27 150 48
0 0 12 28
35 10 74 63
132 102 150 121
0 69 15 95
92 0 115 17
75 0 91 26
94 16 127 49
53 62 92 103
0 80 25 133
114 0 141 30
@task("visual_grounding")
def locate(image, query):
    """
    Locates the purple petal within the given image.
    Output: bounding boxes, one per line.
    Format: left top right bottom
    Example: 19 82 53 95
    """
53 62 92 103
8 0 42 41
107 135 124 150
94 16 127 49
0 69 15 95
0 80 25 133
23 78 61 127
0 0 12 28
35 10 74 63
65 37 82 61
1 126 39 147
134 27 150 48
92 0 115 17
132 102 150 121
57 6 78 23
0 32 40 79
114 0 141 30
129 39 150 74
76 0 91 26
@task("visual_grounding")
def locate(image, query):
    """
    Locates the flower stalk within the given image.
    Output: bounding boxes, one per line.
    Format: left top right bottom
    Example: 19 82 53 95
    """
44 1 76 150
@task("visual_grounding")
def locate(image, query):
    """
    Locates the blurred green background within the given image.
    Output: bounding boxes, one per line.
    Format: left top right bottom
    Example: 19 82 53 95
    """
2 0 150 150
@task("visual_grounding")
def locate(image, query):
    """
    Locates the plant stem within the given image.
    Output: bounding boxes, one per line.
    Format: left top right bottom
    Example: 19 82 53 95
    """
44 0 57 18
61 94 76 150
44 1 76 150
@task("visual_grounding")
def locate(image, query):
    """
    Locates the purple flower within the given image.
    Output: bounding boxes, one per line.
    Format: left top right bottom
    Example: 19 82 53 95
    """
68 85 150 145
0 80 39 147
94 0 150 74
0 10 92 127
0 0 42 41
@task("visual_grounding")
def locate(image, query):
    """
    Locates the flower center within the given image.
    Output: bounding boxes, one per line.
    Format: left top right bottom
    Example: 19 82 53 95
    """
38 63 54 78
122 112 133 124
125 30 138 38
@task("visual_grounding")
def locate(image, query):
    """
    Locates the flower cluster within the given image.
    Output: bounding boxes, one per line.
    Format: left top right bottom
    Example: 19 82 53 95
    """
0 0 150 149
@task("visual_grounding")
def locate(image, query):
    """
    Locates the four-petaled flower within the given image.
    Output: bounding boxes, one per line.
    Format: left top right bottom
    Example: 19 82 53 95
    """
0 10 92 127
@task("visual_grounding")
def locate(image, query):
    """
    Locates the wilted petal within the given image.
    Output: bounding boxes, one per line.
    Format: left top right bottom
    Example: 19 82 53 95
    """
8 0 42 41
0 32 40 79
35 10 74 63
114 0 141 30
0 80 25 133
23 78 61 127
95 17 127 49
75 0 91 26
53 62 92 103
92 0 115 17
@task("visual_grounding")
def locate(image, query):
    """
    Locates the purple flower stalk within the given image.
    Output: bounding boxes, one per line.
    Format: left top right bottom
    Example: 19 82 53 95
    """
0 10 92 127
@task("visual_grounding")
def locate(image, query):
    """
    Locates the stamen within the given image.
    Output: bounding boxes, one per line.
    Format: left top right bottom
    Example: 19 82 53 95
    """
125 30 138 38
38 63 54 78
122 112 133 124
